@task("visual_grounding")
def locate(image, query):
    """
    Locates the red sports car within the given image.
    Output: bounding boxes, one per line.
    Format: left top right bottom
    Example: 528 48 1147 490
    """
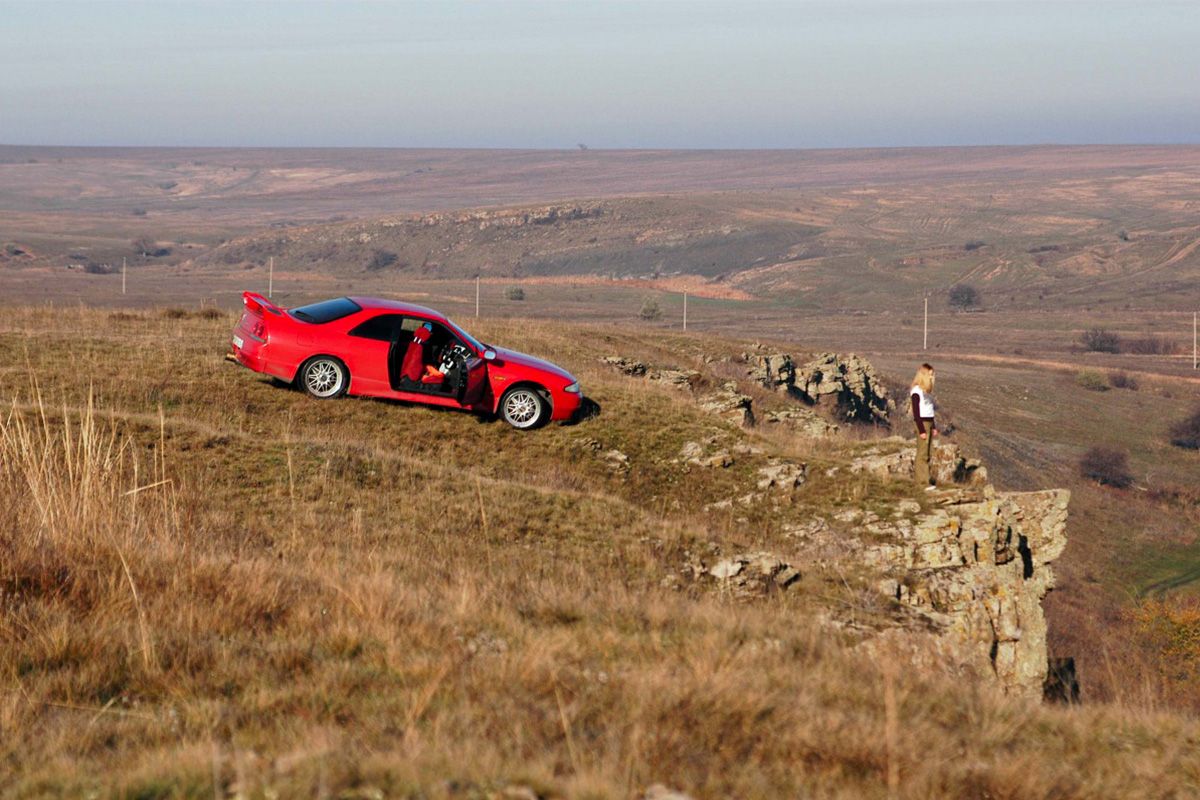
229 292 583 429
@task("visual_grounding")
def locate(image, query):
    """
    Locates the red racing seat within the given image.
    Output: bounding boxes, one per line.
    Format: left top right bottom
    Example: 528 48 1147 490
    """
401 326 432 383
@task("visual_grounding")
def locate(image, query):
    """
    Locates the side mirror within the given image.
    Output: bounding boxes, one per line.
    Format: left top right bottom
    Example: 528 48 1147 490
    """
483 349 497 361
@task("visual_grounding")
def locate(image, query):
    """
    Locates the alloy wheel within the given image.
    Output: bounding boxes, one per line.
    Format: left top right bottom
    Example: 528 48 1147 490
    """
304 359 344 398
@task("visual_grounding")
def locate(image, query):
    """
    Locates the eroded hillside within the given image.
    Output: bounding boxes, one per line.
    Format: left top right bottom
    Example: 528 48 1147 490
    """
182 165 1200 312
3 308 1197 797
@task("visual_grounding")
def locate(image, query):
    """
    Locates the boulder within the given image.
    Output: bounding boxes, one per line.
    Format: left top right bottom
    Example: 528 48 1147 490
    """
678 441 733 468
748 353 795 392
697 382 755 427
748 351 892 424
600 356 700 387
762 407 838 437
794 352 893 424
705 551 801 599
601 355 648 377
756 459 807 491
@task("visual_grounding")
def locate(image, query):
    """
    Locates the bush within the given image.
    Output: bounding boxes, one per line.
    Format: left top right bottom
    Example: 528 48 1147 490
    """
1079 446 1133 488
1169 407 1200 450
196 307 223 320
131 237 170 258
964 240 987 251
505 286 526 301
365 249 398 271
1075 370 1109 392
1080 328 1121 353
948 284 980 309
1125 335 1181 355
638 297 662 321
1107 371 1139 391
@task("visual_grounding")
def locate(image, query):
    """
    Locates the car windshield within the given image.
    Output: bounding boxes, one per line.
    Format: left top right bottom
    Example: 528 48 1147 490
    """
444 318 485 353
289 297 362 324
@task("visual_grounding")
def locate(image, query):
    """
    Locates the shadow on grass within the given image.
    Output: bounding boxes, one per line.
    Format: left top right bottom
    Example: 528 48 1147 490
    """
253 373 603 429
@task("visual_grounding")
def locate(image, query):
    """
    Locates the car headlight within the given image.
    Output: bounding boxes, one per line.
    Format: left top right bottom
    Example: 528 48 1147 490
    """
564 381 581 394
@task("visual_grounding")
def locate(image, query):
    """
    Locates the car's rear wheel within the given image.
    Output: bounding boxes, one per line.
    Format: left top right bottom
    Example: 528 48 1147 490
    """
500 386 548 429
300 356 349 399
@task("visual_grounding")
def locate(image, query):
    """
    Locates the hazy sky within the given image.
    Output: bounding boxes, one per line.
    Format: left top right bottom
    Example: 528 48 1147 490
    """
2 0 1197 148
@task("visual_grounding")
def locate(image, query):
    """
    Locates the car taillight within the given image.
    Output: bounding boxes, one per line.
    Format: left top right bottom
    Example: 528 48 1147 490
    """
252 320 266 339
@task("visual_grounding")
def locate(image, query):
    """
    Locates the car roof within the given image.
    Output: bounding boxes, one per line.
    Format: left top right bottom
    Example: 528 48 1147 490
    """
347 296 445 319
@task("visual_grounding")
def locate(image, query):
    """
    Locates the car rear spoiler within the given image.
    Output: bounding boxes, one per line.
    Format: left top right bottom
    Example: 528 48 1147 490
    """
242 291 282 316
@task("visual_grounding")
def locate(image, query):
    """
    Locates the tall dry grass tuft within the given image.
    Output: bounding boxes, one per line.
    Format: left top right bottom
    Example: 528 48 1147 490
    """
1 389 181 684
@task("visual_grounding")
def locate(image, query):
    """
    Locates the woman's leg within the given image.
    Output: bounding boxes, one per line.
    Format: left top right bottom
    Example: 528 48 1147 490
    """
926 431 936 486
915 431 932 486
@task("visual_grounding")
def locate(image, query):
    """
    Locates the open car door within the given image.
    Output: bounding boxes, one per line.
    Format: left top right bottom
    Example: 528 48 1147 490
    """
461 354 487 406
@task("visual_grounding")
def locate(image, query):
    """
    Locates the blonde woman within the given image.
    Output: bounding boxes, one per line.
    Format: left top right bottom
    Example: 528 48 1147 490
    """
911 363 938 489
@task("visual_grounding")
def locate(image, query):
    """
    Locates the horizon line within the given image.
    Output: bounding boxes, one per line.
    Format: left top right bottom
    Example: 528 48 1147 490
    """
3 141 1200 153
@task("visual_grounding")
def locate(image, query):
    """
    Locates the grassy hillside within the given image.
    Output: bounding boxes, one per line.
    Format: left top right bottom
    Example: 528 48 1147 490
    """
3 307 1199 798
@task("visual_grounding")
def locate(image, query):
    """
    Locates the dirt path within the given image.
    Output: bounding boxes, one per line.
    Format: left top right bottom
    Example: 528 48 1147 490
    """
1061 233 1200 295
1161 235 1200 268
1139 563 1200 597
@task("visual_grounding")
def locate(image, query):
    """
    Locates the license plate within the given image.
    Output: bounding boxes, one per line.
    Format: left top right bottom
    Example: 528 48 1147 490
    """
232 335 244 349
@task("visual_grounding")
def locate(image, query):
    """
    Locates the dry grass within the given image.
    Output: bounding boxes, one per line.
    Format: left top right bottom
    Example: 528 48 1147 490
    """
2 309 1200 797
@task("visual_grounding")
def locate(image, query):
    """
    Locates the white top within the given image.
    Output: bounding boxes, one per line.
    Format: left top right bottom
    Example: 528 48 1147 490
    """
911 386 935 418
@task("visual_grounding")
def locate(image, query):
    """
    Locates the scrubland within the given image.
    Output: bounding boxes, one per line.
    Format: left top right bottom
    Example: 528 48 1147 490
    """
3 308 1199 798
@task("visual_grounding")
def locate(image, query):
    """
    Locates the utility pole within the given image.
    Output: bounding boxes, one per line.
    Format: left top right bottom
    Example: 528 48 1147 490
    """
923 295 928 351
682 292 688 331
475 276 480 318
268 256 274 299
121 256 126 295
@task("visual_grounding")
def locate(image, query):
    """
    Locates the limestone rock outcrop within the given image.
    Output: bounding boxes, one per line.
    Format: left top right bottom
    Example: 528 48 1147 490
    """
600 356 699 387
844 439 987 486
762 408 838 437
606 347 1067 700
672 550 801 600
749 351 893 424
794 352 893 424
807 486 1068 700
697 382 755 427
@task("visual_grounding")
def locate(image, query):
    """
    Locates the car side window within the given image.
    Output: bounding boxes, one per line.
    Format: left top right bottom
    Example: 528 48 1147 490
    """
349 313 406 341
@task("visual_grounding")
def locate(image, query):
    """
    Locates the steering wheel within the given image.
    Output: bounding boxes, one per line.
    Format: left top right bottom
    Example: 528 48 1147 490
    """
439 343 470 372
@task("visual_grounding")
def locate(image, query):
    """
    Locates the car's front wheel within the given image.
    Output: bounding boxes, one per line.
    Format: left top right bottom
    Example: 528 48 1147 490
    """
500 386 548 429
299 356 349 399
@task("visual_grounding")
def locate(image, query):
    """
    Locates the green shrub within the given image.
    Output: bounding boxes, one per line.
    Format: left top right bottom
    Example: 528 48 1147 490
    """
1080 328 1121 353
365 249 398 271
1169 407 1200 450
1075 370 1109 392
948 284 981 308
638 297 662 321
505 286 526 301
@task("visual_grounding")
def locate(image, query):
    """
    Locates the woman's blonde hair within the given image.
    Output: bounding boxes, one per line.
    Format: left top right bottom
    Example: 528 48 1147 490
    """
912 363 935 393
